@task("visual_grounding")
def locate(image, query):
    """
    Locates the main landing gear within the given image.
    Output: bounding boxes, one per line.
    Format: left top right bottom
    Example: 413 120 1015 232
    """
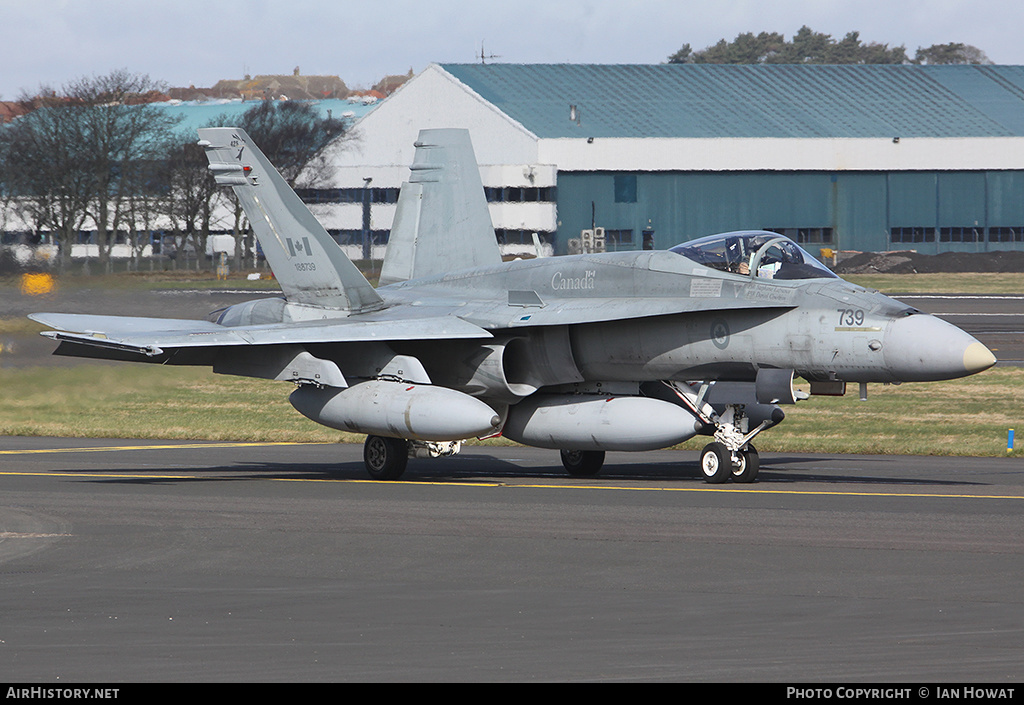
363 435 409 480
559 449 605 477
362 436 464 480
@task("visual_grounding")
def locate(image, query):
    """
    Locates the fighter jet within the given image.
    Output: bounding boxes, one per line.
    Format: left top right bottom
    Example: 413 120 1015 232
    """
30 128 997 483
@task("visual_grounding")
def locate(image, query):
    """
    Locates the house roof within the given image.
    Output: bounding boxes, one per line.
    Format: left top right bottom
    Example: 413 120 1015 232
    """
438 63 1024 140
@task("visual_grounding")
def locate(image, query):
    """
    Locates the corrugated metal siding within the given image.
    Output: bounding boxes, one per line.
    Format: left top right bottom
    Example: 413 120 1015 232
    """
937 173 987 226
888 173 938 226
987 172 1024 224
441 64 1024 139
556 171 1024 255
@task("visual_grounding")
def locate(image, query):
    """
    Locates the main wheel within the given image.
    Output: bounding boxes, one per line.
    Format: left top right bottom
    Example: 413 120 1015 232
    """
699 443 731 484
731 445 760 483
363 435 409 480
560 449 605 477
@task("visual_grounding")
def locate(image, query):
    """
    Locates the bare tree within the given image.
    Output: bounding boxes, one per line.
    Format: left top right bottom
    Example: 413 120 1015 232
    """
121 155 173 271
162 136 219 271
1 91 95 271
65 70 180 272
1 71 181 272
233 100 346 185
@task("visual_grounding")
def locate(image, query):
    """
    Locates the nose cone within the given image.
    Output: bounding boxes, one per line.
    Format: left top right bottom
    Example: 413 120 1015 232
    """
884 314 996 381
963 341 998 373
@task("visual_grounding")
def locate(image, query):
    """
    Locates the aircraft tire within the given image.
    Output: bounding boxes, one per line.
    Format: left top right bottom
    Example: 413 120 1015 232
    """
731 446 760 483
363 435 409 480
699 443 732 484
560 449 605 477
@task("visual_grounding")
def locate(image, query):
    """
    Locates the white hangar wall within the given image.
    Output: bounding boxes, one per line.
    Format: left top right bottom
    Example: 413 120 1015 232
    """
540 136 1024 173
305 65 556 253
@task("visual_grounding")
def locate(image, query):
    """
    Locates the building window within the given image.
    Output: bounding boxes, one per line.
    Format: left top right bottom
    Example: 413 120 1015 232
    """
613 174 637 203
494 229 553 245
765 227 833 244
890 227 935 244
939 227 982 242
484 187 557 203
297 188 400 204
299 186 559 205
330 229 391 246
988 227 1024 242
605 229 634 246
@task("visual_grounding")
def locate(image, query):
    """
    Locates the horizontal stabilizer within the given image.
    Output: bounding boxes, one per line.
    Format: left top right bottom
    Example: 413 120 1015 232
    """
29 313 223 336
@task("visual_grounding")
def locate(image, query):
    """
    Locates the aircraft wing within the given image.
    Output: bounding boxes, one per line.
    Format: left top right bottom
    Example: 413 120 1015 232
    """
460 294 797 329
31 289 790 360
30 312 493 359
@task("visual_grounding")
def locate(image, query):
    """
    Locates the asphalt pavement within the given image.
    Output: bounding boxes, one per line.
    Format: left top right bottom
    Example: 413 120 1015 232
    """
1 438 1022 682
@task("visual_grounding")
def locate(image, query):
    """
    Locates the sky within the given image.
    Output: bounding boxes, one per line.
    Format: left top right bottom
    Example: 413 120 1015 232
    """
2 0 1023 100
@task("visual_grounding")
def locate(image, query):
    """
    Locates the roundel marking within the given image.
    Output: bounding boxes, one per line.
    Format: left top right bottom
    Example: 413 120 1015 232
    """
711 319 730 349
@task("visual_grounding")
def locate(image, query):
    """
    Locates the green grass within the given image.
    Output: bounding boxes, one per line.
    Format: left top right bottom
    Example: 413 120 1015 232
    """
842 272 1024 294
0 317 46 335
0 365 350 443
0 363 1020 457
735 368 1023 457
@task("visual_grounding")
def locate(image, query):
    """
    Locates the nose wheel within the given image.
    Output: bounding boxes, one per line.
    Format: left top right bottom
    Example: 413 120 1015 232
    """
700 442 759 484
731 445 759 483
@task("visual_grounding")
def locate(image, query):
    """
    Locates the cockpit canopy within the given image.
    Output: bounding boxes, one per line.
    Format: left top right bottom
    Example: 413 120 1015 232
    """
669 231 837 280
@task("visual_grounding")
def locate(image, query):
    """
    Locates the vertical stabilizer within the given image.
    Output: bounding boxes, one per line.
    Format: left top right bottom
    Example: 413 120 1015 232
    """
379 129 501 286
198 127 383 312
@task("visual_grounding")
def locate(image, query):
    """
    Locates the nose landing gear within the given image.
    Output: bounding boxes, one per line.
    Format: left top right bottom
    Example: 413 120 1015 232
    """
700 442 760 483
700 442 759 484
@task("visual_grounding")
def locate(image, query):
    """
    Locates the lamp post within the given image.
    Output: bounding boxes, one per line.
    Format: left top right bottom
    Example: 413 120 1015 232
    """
361 177 373 261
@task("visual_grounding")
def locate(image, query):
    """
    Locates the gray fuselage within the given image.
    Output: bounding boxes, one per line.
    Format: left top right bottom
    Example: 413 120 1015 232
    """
219 247 991 399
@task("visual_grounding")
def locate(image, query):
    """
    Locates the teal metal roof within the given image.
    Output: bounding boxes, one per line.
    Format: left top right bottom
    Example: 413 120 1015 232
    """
156 98 376 136
439 64 1024 139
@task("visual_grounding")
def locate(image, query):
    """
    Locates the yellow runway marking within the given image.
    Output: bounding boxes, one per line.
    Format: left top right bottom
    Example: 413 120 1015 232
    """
1 470 1021 500
0 471 195 480
2 442 1021 500
0 441 317 455
317 479 1024 500
509 484 1024 500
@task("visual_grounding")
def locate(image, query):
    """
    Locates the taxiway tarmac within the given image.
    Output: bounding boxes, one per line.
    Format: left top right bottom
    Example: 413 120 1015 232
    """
1 438 1022 682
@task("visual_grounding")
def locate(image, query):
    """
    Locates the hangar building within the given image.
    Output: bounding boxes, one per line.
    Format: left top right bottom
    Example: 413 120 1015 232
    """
306 63 1024 257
